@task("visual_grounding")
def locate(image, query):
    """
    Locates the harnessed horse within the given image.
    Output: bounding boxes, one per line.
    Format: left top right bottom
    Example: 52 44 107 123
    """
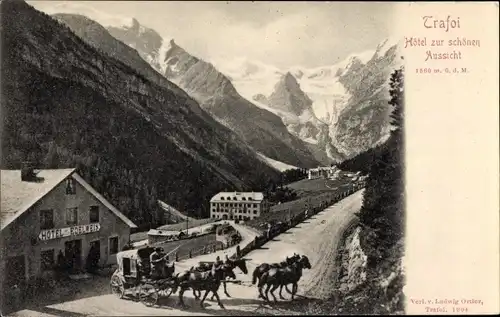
251 253 301 298
174 263 230 309
189 257 248 300
257 255 312 302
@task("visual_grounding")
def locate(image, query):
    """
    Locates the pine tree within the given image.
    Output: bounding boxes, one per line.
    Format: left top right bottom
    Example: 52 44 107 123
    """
358 66 405 263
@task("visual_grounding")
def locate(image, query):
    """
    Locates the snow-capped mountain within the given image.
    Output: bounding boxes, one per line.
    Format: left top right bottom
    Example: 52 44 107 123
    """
39 2 173 77
213 39 402 159
158 40 322 167
331 38 403 158
212 49 375 126
254 72 328 145
40 1 401 161
41 3 322 167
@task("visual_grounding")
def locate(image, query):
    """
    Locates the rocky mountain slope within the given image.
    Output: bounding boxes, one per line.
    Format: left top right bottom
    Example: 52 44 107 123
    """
331 39 401 158
51 13 205 117
1 0 280 228
106 17 169 74
254 72 342 163
161 40 321 167
264 72 326 140
59 12 320 168
214 43 400 159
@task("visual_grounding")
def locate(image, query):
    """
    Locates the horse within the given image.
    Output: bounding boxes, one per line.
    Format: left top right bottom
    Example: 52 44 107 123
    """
190 257 248 300
257 255 311 302
251 253 300 298
175 263 231 309
210 257 248 300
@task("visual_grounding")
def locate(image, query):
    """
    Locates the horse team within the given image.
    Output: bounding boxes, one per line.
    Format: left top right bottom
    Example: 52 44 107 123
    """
168 253 312 309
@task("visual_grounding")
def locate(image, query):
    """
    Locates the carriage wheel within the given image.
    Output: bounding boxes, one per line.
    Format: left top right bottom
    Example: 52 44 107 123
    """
110 275 125 299
139 284 158 306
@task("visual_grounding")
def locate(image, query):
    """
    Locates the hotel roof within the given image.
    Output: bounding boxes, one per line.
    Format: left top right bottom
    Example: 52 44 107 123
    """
210 191 264 202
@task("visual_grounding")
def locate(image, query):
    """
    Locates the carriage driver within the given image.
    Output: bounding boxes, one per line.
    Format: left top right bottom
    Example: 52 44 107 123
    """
214 255 224 269
150 247 166 279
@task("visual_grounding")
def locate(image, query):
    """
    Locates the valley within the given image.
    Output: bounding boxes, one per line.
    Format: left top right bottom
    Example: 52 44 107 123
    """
1 1 405 316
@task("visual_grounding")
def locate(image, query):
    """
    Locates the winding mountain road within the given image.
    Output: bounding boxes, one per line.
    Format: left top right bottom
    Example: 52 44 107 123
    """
10 190 364 317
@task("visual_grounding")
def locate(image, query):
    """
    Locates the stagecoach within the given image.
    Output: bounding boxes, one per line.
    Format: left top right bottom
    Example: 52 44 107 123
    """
110 246 177 306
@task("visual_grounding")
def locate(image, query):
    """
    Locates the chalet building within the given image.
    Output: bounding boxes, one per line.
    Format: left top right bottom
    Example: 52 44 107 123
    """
209 192 269 221
147 229 182 245
308 166 338 180
0 166 137 287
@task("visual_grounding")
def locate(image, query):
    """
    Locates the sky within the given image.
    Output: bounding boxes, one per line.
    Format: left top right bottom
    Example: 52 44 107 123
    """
30 1 399 69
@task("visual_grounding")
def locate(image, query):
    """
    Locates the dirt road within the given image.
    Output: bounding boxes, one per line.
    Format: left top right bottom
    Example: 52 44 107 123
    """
10 190 364 317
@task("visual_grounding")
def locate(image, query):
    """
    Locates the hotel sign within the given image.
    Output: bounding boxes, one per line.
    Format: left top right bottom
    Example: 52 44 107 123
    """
38 223 101 241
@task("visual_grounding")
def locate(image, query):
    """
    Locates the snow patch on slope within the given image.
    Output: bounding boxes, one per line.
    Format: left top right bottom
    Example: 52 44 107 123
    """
157 38 173 74
257 153 299 171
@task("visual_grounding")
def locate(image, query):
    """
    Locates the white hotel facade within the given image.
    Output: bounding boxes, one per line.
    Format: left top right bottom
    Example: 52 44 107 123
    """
209 192 270 221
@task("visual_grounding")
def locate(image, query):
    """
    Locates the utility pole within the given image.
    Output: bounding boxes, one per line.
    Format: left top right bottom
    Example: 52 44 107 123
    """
186 216 189 236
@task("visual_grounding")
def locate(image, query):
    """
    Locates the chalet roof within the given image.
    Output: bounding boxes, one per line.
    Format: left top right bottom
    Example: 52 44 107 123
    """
1 169 137 230
210 191 264 202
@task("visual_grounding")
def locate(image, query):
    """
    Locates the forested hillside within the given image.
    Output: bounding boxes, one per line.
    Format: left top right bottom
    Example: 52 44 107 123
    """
337 143 385 175
0 0 280 230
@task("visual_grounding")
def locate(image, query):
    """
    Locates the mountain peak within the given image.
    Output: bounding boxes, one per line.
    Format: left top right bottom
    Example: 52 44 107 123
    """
131 17 140 29
267 70 313 117
281 71 302 92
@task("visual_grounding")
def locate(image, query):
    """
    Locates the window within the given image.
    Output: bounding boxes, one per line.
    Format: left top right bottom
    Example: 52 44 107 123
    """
109 237 119 255
248 197 253 201
89 206 99 223
41 249 55 271
254 210 258 214
40 209 54 230
233 197 237 200
221 197 225 200
242 197 246 201
66 207 78 226
65 178 76 195
253 204 257 208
